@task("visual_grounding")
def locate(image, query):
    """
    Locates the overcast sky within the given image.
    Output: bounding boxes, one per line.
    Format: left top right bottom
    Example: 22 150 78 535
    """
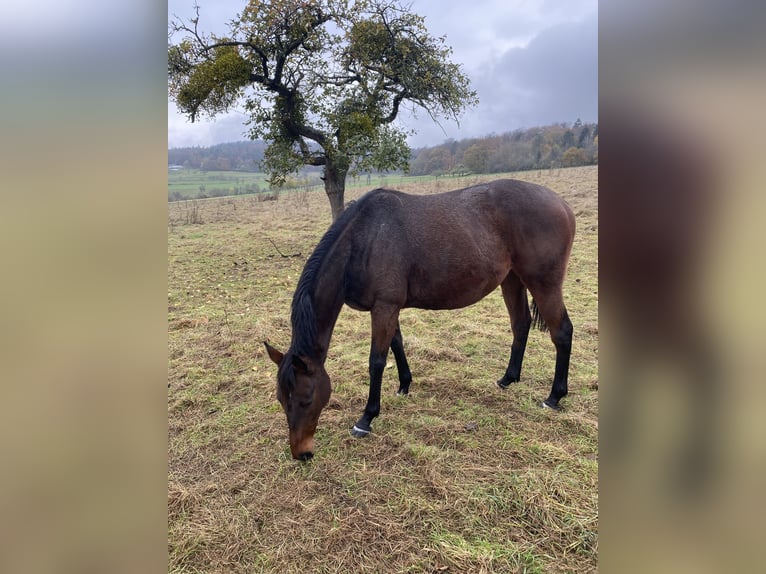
167 0 597 149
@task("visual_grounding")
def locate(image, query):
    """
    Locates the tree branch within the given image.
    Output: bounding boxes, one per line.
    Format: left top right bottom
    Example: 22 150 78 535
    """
268 238 301 258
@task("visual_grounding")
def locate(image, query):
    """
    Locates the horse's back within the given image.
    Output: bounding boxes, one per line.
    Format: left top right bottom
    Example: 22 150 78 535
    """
369 179 572 228
369 179 575 266
344 180 574 311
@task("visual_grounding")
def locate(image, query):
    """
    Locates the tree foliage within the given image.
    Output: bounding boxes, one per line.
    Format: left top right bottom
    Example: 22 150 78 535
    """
169 0 477 219
168 141 268 171
562 145 589 167
409 121 599 176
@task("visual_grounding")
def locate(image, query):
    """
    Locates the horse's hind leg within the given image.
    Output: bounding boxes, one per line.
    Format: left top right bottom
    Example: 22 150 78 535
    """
527 284 573 409
391 322 413 395
497 272 532 388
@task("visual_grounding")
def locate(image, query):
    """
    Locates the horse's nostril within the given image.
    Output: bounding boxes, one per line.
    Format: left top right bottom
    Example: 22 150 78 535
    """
297 452 314 462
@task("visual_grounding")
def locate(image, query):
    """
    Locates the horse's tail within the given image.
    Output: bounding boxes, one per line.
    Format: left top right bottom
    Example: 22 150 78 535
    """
531 299 549 332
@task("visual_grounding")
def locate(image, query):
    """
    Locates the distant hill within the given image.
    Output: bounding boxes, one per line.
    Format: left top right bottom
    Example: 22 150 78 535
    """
168 141 267 172
168 121 597 175
409 121 598 176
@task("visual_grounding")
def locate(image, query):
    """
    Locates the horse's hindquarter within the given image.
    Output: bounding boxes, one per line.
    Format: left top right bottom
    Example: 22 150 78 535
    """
407 182 574 306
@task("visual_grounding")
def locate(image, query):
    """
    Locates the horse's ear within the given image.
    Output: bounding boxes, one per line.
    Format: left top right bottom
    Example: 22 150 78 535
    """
291 355 309 374
263 341 284 365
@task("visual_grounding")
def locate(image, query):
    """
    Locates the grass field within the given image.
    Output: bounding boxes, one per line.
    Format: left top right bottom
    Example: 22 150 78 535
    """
168 166 598 573
168 169 474 201
168 168 465 200
168 170 272 199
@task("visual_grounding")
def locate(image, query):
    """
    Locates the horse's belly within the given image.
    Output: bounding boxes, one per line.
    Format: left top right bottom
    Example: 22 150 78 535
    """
406 289 496 310
404 263 507 310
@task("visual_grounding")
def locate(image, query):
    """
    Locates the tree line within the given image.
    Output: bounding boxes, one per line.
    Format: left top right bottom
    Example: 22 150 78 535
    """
409 120 597 177
168 141 267 171
169 119 597 178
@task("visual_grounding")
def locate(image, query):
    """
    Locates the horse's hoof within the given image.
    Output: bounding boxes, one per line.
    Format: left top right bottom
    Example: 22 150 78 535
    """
350 425 371 438
541 399 562 411
396 389 409 397
496 376 521 389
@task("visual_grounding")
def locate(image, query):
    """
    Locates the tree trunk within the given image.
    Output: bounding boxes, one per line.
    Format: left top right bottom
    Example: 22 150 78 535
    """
323 159 348 222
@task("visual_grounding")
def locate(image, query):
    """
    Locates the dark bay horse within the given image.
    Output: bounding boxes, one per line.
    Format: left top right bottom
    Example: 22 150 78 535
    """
265 179 576 460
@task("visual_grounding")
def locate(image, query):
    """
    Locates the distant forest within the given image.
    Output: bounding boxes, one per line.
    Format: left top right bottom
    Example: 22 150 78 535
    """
409 120 597 176
168 120 597 176
168 141 268 171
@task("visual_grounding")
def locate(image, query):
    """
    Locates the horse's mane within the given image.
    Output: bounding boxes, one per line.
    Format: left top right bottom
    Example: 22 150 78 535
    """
288 195 372 359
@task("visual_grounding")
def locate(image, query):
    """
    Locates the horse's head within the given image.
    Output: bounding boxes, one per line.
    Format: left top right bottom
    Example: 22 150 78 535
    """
264 342 331 461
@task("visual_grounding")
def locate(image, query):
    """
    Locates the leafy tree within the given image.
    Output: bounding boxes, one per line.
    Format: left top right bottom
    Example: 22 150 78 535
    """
169 0 477 220
561 146 588 167
561 129 576 150
451 163 468 176
409 144 453 176
578 125 591 148
462 142 488 173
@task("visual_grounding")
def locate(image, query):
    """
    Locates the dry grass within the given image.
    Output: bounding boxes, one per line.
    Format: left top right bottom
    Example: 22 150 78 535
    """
168 166 598 573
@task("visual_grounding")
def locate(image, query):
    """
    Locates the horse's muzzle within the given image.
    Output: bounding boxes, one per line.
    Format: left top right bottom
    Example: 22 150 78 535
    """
290 432 315 461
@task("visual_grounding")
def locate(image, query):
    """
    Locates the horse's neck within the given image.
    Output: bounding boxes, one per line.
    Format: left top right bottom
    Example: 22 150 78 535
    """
310 243 349 362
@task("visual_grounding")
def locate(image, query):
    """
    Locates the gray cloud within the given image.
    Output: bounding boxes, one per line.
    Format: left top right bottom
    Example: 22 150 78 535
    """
475 13 598 129
168 102 250 148
400 9 597 146
168 1 597 148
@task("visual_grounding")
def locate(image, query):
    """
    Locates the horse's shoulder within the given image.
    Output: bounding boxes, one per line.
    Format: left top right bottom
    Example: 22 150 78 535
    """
364 187 407 199
359 188 411 210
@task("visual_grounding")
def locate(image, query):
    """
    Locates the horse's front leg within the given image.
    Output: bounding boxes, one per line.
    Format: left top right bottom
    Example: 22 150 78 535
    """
351 306 400 438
